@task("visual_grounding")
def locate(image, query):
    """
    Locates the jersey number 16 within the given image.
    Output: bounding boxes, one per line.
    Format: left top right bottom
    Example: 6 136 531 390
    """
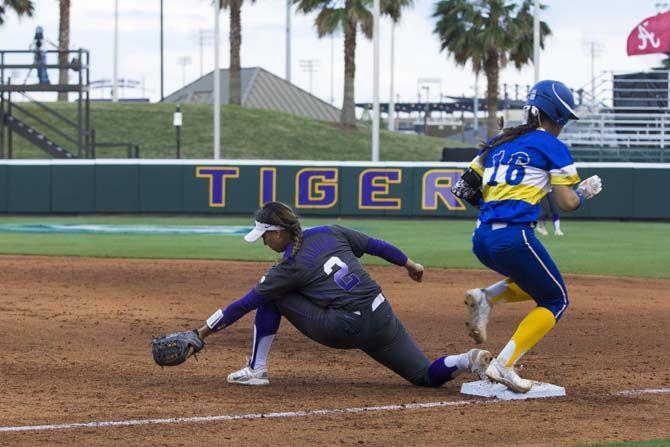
486 150 529 187
324 256 360 292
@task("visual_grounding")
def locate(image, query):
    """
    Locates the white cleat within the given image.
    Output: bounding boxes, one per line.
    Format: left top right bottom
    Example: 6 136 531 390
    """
227 366 270 386
465 288 491 344
467 349 492 380
484 358 532 393
554 228 564 236
536 222 548 236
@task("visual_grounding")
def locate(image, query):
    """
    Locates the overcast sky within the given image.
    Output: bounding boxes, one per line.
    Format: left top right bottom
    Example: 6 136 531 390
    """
0 0 666 105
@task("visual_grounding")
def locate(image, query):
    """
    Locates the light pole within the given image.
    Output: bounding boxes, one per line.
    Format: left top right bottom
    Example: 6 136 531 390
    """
160 0 164 101
195 28 214 77
371 0 380 162
177 56 192 87
213 1 221 159
113 0 119 102
533 0 540 83
299 59 319 94
388 21 395 131
286 0 292 82
330 34 335 104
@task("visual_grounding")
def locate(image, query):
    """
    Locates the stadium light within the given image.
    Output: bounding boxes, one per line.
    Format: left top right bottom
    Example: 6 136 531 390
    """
372 0 380 162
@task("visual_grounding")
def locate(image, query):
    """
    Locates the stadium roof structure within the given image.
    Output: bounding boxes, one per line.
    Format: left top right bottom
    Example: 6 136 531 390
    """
163 67 340 122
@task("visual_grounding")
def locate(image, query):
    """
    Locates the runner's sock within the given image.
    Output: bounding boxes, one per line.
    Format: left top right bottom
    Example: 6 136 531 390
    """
497 306 556 368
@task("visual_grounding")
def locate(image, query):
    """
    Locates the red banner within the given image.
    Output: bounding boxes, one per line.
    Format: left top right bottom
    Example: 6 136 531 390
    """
627 12 670 56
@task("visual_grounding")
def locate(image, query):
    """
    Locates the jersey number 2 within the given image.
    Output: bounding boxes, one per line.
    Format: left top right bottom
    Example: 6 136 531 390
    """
324 256 360 292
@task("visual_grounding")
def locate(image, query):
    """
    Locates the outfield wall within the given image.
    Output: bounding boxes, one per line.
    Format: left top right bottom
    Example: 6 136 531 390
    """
0 160 668 219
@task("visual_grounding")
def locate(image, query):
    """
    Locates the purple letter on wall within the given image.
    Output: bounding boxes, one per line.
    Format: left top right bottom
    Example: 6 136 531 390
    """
259 167 276 205
422 169 466 210
295 168 338 209
196 167 240 207
359 169 402 209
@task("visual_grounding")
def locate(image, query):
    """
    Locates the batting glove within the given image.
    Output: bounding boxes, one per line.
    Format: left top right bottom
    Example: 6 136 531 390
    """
577 175 603 200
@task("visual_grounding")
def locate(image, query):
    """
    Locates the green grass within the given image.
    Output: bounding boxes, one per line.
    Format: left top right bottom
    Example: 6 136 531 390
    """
571 440 670 447
0 216 668 279
6 103 467 160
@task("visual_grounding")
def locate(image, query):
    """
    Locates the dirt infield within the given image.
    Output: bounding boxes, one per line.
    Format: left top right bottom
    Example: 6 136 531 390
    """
1 256 669 447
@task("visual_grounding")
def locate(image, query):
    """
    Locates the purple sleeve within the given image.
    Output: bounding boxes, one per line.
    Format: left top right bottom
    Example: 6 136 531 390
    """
364 237 408 267
210 289 274 331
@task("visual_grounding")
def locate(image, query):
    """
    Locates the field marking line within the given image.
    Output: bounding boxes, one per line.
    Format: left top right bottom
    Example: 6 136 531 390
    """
1 387 668 433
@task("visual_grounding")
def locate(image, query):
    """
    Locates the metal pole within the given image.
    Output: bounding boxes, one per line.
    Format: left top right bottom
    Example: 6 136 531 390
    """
199 30 204 77
533 0 540 83
160 0 164 101
176 126 181 158
590 42 595 112
213 1 221 159
473 71 479 137
371 0 380 162
387 21 395 131
113 0 119 102
286 0 291 82
330 35 334 104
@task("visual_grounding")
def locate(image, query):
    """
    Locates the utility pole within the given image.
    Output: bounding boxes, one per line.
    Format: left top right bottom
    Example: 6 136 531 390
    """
213 1 221 159
113 0 119 102
372 0 380 162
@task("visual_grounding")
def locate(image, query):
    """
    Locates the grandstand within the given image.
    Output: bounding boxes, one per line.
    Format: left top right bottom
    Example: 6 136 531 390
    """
562 70 670 162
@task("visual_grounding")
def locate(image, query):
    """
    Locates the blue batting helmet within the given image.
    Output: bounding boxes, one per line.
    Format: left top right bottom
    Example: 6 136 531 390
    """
526 80 579 126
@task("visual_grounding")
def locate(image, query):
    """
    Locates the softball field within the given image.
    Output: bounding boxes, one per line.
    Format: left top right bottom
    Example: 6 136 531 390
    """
1 255 668 446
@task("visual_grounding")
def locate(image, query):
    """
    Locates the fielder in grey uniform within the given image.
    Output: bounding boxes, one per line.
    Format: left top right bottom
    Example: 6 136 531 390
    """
196 202 491 387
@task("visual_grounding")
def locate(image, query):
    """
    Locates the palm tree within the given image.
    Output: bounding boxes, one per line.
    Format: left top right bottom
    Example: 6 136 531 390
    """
216 0 255 105
0 0 34 25
294 0 412 126
433 0 551 137
57 0 70 101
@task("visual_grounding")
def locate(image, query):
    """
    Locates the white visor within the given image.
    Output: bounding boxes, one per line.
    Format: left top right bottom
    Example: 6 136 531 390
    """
244 220 284 242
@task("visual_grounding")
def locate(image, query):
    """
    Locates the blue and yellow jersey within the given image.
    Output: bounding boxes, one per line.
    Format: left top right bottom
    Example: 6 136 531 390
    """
470 129 580 224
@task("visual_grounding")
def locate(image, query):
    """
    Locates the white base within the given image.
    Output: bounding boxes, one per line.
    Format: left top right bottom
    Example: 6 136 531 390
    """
460 380 566 401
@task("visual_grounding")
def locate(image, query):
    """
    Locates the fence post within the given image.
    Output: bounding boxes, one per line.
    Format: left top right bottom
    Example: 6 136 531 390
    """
90 129 96 159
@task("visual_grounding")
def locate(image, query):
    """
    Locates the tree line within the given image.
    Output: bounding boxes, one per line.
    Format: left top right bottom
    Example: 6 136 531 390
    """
1 0 549 137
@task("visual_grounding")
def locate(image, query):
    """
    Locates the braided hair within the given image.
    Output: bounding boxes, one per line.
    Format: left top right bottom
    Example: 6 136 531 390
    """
255 201 303 259
478 106 547 157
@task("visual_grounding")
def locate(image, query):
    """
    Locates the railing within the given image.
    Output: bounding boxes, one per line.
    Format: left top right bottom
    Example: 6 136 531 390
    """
560 70 670 161
89 130 140 158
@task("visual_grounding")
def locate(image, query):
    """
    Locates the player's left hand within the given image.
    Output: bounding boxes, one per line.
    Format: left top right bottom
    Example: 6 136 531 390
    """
405 259 424 283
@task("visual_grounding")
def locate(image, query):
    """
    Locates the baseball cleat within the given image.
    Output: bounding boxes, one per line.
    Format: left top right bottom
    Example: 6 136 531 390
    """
536 222 548 236
464 288 490 344
227 365 270 386
484 358 532 393
554 228 564 236
467 348 492 380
